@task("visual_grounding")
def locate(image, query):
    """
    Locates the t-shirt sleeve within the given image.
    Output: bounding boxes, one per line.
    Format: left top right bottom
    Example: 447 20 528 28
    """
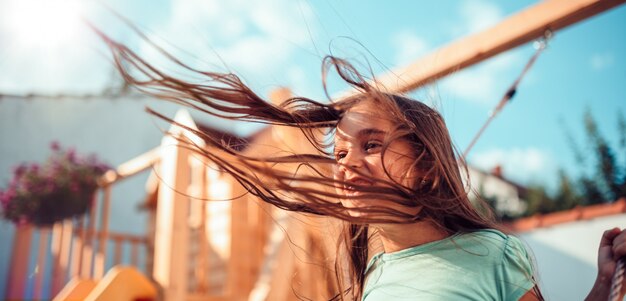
497 235 536 301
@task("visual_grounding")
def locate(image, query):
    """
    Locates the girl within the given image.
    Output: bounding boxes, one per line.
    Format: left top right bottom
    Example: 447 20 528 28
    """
332 93 539 300
99 31 625 300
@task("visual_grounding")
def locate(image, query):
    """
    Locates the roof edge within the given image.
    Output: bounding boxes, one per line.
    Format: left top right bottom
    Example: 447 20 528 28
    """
502 198 626 233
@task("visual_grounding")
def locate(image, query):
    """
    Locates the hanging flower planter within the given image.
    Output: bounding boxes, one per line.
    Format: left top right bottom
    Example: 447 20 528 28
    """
0 142 110 227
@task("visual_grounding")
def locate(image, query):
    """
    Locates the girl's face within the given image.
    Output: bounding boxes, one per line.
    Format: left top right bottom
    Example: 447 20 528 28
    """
333 100 422 218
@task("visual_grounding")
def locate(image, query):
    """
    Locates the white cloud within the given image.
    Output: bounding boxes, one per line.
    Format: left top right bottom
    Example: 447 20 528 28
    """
285 65 317 97
440 50 521 105
470 147 555 184
217 36 292 73
165 0 313 44
436 0 519 105
452 0 504 36
391 30 429 65
590 52 614 71
248 0 314 44
134 0 317 87
169 0 223 31
0 0 317 94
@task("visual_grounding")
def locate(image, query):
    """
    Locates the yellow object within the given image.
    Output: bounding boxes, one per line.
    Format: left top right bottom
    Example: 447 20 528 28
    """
54 266 157 301
53 277 98 301
86 266 157 301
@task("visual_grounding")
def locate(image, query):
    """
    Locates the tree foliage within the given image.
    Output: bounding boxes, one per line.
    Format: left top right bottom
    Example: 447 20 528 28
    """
487 109 625 219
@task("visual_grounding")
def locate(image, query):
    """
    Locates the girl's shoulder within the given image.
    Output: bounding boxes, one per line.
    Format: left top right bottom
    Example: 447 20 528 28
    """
373 228 526 264
452 228 530 264
363 229 536 300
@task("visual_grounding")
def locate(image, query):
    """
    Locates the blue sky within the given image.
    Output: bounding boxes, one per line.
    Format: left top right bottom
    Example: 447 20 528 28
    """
1 0 625 191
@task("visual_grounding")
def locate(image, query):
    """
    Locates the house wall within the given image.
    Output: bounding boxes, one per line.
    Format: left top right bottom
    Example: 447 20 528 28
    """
0 96 194 297
466 167 526 216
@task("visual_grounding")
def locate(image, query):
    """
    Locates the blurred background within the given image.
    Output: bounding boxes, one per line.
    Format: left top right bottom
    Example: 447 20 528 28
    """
1 0 625 300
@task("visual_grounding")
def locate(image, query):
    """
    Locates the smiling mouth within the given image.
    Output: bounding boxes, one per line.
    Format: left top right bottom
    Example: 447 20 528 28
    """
343 179 373 197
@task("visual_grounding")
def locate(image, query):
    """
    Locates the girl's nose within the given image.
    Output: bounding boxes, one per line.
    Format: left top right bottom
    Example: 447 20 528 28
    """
341 150 364 171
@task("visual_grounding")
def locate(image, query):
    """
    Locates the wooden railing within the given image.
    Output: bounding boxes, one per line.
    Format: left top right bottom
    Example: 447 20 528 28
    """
6 105 339 301
5 148 160 301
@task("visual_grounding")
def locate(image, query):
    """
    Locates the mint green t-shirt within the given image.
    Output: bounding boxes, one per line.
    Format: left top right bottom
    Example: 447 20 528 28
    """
363 229 535 301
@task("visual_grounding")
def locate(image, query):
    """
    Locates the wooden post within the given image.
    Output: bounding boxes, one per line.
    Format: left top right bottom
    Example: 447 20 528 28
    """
50 220 73 296
5 223 33 300
131 242 139 267
94 185 112 279
113 238 123 265
194 159 209 294
82 190 99 278
70 217 84 278
152 133 192 301
50 222 63 297
227 177 251 298
34 228 50 300
249 210 294 301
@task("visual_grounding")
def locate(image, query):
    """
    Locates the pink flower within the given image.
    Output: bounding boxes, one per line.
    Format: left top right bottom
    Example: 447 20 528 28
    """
18 216 29 226
66 148 77 163
0 189 14 207
12 164 27 177
50 141 61 151
70 183 80 193
1 141 110 226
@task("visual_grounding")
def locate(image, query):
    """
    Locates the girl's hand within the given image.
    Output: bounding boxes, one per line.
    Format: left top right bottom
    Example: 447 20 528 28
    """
598 228 625 281
587 227 626 301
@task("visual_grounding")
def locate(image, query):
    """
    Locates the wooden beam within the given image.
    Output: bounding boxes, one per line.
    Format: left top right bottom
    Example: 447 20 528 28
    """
100 147 161 186
376 0 626 93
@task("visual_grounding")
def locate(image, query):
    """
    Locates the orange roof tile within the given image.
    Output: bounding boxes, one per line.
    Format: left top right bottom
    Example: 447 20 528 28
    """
503 198 626 233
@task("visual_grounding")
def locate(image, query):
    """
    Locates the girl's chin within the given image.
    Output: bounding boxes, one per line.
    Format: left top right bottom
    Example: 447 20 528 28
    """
340 199 374 217
345 208 366 218
340 198 424 220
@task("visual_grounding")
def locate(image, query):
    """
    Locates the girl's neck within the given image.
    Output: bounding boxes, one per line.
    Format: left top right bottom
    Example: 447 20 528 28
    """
375 220 450 253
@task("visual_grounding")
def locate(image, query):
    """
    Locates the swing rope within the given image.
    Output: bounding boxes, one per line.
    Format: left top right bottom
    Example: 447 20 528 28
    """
456 30 626 300
461 30 552 160
609 257 625 301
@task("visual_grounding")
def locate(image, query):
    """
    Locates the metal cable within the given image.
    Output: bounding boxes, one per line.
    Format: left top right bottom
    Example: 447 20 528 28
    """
462 30 553 159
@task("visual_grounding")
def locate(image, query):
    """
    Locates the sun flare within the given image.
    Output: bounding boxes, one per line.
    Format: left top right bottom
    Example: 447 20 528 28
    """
5 0 84 48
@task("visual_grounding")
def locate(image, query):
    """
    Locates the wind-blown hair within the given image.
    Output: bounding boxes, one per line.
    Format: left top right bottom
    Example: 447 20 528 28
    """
95 27 539 300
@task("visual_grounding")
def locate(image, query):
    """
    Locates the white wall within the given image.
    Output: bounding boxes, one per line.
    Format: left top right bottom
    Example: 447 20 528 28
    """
465 167 526 216
0 95 200 296
519 214 626 300
0 93 266 297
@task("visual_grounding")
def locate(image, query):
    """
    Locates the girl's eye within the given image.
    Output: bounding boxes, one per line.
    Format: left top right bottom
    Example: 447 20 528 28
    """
364 141 382 152
335 151 347 160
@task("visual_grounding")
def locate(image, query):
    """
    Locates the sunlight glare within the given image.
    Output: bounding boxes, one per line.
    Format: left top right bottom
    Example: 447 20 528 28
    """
6 0 84 47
